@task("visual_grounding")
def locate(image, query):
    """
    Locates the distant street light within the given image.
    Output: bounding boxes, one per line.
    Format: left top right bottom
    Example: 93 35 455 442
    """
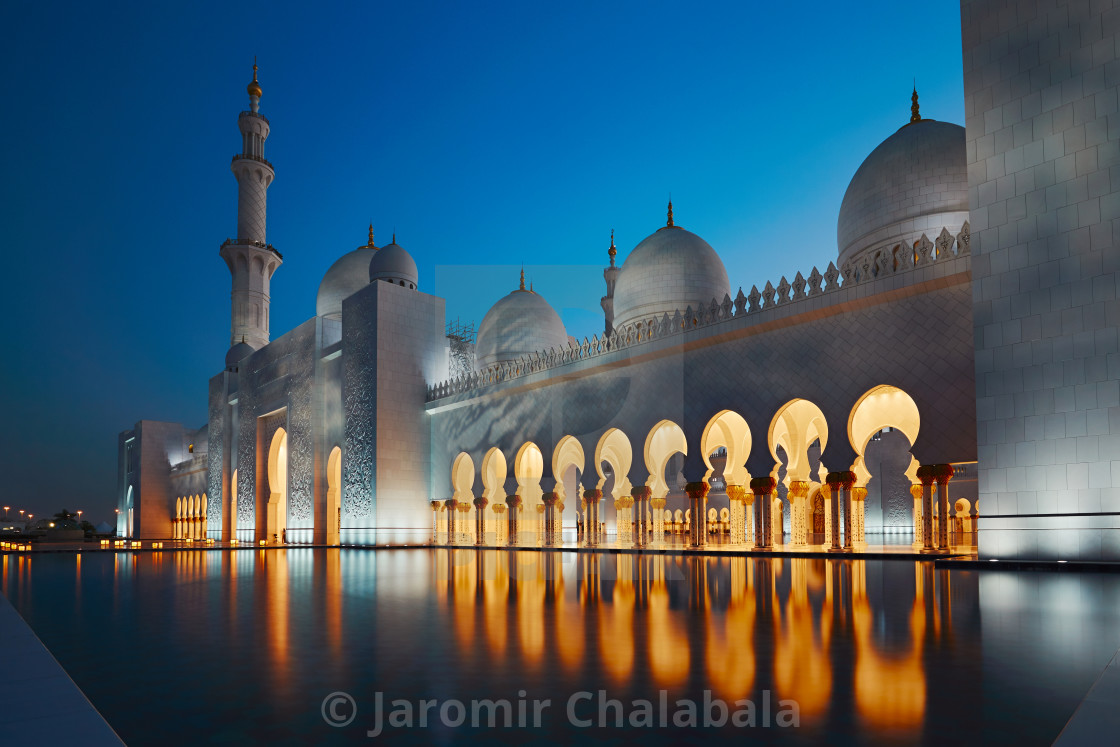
77 510 83 521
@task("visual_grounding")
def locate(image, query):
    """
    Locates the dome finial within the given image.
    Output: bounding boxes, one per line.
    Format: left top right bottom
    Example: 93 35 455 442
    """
247 57 262 99
910 82 920 123
667 199 674 227
392 232 396 245
608 229 617 267
367 223 376 248
519 266 526 291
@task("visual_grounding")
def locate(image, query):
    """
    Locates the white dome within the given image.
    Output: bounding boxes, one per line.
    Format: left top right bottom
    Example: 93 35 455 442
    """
225 340 256 369
317 246 375 318
476 284 568 368
837 118 968 267
369 241 418 288
612 220 729 330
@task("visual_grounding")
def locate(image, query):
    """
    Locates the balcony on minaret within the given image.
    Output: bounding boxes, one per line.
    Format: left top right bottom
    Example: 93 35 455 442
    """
220 237 282 260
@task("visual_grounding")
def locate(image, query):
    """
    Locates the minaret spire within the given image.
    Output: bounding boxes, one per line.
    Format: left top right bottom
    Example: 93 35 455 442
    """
608 228 617 268
910 83 921 123
368 223 376 248
220 60 280 353
519 266 526 291
667 199 675 227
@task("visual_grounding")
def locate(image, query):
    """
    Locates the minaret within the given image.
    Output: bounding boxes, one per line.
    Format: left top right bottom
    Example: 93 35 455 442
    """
219 60 281 353
600 229 620 336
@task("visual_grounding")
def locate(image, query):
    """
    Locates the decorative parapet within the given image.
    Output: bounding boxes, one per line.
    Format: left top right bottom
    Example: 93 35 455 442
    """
220 237 283 259
426 222 970 402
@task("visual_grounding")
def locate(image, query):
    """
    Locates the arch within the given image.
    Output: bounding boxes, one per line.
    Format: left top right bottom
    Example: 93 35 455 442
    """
513 442 544 506
451 452 476 504
848 385 920 457
481 447 507 502
266 428 288 543
768 399 829 483
596 428 633 498
327 446 342 546
251 255 265 274
231 468 238 538
700 410 752 486
643 420 686 499
552 436 585 505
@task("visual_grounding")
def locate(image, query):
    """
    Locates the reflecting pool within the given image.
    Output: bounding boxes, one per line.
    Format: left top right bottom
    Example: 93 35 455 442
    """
2 549 1119 745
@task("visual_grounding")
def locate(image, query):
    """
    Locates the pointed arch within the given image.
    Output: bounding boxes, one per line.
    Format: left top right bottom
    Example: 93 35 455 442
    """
552 436 585 504
643 420 686 499
481 447 507 502
848 385 920 457
513 442 544 507
700 410 752 486
451 452 476 504
768 399 829 483
326 446 342 546
596 428 633 498
266 428 288 543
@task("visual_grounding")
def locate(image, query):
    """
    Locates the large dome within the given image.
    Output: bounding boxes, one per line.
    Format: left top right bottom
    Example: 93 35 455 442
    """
369 238 418 289
475 276 568 368
612 210 729 330
837 118 968 267
317 245 375 318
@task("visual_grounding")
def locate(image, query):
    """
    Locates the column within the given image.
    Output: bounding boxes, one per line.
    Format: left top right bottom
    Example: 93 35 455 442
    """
583 489 602 547
851 487 867 548
826 473 843 552
506 495 522 546
542 492 560 546
444 499 457 545
650 496 666 546
750 477 775 550
840 472 855 550
473 497 489 545
910 484 924 549
820 484 833 550
934 464 954 551
491 503 506 545
788 481 809 546
632 487 651 548
430 501 441 544
726 485 747 546
684 482 710 548
917 466 936 553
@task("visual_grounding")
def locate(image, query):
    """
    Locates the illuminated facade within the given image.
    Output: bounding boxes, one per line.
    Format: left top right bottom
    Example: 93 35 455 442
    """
117 0 1120 562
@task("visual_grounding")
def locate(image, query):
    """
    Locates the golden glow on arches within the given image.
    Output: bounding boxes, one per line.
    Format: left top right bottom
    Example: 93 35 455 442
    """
551 435 585 504
768 399 829 483
848 385 921 455
451 452 475 504
643 420 686 499
706 557 756 700
326 447 341 546
700 410 752 486
595 428 633 497
480 447 507 502
771 559 833 718
514 442 544 507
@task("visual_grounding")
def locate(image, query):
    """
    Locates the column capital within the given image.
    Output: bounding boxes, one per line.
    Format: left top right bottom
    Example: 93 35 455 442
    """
725 484 748 502
916 465 936 486
473 496 489 510
750 476 776 495
651 497 666 509
684 481 710 500
582 488 603 503
630 486 652 501
788 480 810 499
491 503 507 514
542 492 560 506
852 487 868 501
430 500 442 511
444 498 458 510
825 471 856 490
505 494 523 508
909 484 924 500
931 463 955 483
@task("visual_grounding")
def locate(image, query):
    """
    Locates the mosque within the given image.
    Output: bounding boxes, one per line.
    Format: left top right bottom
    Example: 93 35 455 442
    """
117 3 1120 564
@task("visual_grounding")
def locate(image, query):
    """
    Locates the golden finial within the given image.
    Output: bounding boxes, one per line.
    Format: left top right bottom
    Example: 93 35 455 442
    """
608 229 617 267
530 280 534 293
910 83 920 123
247 57 262 98
519 266 526 291
392 232 396 245
367 223 375 247
666 200 674 227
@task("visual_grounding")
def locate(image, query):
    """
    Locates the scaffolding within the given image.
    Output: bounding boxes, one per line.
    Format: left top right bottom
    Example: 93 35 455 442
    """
446 318 476 379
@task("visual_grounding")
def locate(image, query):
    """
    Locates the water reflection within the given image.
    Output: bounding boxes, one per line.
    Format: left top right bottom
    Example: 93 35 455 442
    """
432 550 980 740
6 548 1120 745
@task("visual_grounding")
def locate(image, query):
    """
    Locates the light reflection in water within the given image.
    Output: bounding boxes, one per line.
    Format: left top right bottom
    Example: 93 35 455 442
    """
8 548 1120 745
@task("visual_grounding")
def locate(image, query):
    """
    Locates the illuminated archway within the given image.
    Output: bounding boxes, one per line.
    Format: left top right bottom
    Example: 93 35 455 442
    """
481 448 507 502
848 385 921 542
266 428 288 543
768 399 829 546
514 443 544 540
327 447 342 546
552 436 585 529
231 468 238 540
596 428 633 534
643 420 685 500
125 485 134 538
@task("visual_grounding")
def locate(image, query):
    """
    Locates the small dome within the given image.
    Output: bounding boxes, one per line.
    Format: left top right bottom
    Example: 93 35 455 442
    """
837 118 968 267
612 208 729 330
317 246 376 318
368 238 419 289
247 62 262 98
476 277 568 368
225 340 256 369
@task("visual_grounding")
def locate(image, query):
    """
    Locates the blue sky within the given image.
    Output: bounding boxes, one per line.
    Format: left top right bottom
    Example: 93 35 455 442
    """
0 0 964 523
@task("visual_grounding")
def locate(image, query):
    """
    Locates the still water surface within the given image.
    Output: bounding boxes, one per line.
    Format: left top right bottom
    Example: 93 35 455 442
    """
3 549 1119 745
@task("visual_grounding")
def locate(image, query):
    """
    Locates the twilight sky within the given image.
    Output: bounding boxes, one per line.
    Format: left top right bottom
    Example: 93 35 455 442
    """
0 0 964 524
